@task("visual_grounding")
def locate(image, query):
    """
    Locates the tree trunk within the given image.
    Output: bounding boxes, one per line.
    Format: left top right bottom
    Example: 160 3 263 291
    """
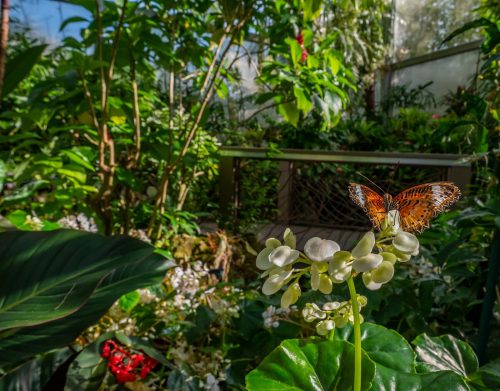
0 0 9 98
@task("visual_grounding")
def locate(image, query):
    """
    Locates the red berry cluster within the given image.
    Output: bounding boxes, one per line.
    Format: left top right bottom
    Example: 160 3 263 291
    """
101 340 158 384
295 31 309 62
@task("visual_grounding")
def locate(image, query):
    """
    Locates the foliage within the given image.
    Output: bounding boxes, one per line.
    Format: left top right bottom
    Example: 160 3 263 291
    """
0 229 173 369
247 323 500 390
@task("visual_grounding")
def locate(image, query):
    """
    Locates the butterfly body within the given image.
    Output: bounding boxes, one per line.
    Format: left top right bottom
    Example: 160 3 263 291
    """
348 182 460 233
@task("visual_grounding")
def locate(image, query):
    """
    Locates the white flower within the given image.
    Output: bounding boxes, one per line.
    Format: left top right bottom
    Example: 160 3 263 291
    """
302 303 326 322
352 253 383 273
262 268 293 295
370 261 395 284
392 231 419 255
351 232 375 258
316 319 335 335
269 246 300 267
304 237 340 262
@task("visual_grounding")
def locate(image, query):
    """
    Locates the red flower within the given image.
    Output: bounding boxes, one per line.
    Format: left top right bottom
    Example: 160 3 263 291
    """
296 31 304 46
301 49 309 62
100 339 159 384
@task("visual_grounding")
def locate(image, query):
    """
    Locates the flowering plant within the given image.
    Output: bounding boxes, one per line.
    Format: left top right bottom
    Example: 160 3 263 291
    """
101 339 158 383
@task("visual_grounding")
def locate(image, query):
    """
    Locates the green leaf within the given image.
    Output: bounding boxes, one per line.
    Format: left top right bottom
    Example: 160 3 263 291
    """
59 16 89 32
301 0 323 21
1 180 49 207
278 102 299 127
0 230 175 367
246 338 375 390
338 323 470 390
293 85 313 115
64 333 112 391
0 348 73 391
119 291 140 313
442 18 492 45
2 45 47 99
413 334 479 377
469 358 500 390
286 38 302 67
115 332 170 366
57 164 87 184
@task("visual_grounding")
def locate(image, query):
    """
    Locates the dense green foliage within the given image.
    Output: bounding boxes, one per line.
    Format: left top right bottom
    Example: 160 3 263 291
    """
0 0 498 389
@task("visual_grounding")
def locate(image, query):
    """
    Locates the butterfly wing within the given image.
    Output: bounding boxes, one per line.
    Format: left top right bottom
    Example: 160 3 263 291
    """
348 183 386 229
393 182 460 233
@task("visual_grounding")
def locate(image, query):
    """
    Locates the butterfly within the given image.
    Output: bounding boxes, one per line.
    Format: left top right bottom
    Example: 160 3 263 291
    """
348 182 461 233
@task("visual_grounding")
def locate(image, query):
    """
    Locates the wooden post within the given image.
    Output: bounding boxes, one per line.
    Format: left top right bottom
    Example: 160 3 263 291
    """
446 165 472 194
219 155 239 225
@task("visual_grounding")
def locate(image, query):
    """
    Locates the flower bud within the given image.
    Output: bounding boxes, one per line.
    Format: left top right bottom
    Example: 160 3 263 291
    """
362 272 383 291
357 295 368 307
318 274 333 294
323 301 341 311
352 232 375 258
352 253 383 272
316 319 335 336
371 261 395 284
265 238 281 249
269 246 300 267
256 247 274 270
380 251 397 264
283 228 296 249
281 283 301 309
332 315 347 328
302 303 326 322
304 237 340 262
311 263 320 290
392 231 419 254
262 268 293 295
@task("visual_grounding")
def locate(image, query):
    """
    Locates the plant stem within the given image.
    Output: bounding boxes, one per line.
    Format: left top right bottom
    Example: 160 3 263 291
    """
347 276 361 391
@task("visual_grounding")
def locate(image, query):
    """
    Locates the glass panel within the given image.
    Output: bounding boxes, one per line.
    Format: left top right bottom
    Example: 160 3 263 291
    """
393 0 480 61
391 50 480 111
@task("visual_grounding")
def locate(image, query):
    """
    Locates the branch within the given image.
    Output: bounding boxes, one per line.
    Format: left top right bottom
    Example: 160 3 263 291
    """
0 0 9 98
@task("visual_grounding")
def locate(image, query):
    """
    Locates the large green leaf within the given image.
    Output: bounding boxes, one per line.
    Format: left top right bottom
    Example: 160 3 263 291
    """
246 338 375 390
2 45 47 99
0 230 174 368
64 333 111 391
338 324 470 390
469 358 500 391
0 348 72 391
413 334 479 377
0 230 161 330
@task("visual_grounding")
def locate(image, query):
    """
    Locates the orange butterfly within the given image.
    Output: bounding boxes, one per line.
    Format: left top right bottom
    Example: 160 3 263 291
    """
348 182 460 233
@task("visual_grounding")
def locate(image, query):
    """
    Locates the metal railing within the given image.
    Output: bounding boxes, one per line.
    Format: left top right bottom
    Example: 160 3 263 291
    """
219 147 472 231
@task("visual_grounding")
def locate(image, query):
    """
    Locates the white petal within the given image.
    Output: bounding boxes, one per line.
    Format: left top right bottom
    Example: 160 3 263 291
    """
393 231 419 254
281 283 301 309
265 238 281 249
318 274 333 294
262 269 293 295
352 253 383 272
256 247 274 270
330 265 352 283
352 232 375 258
304 237 340 262
316 319 335 335
283 228 296 249
330 251 351 271
362 272 383 291
269 246 300 267
371 261 395 284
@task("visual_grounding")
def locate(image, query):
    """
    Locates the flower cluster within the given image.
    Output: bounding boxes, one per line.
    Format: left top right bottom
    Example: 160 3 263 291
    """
24 214 43 230
100 339 158 384
302 296 367 335
256 212 420 335
58 213 98 232
262 305 297 328
168 261 209 310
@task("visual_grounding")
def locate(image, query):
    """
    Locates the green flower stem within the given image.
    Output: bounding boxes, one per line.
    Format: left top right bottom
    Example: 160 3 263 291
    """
347 276 362 391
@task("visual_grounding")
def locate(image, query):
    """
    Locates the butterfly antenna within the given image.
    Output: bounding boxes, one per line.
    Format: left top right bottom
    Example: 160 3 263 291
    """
387 161 401 194
356 172 385 194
